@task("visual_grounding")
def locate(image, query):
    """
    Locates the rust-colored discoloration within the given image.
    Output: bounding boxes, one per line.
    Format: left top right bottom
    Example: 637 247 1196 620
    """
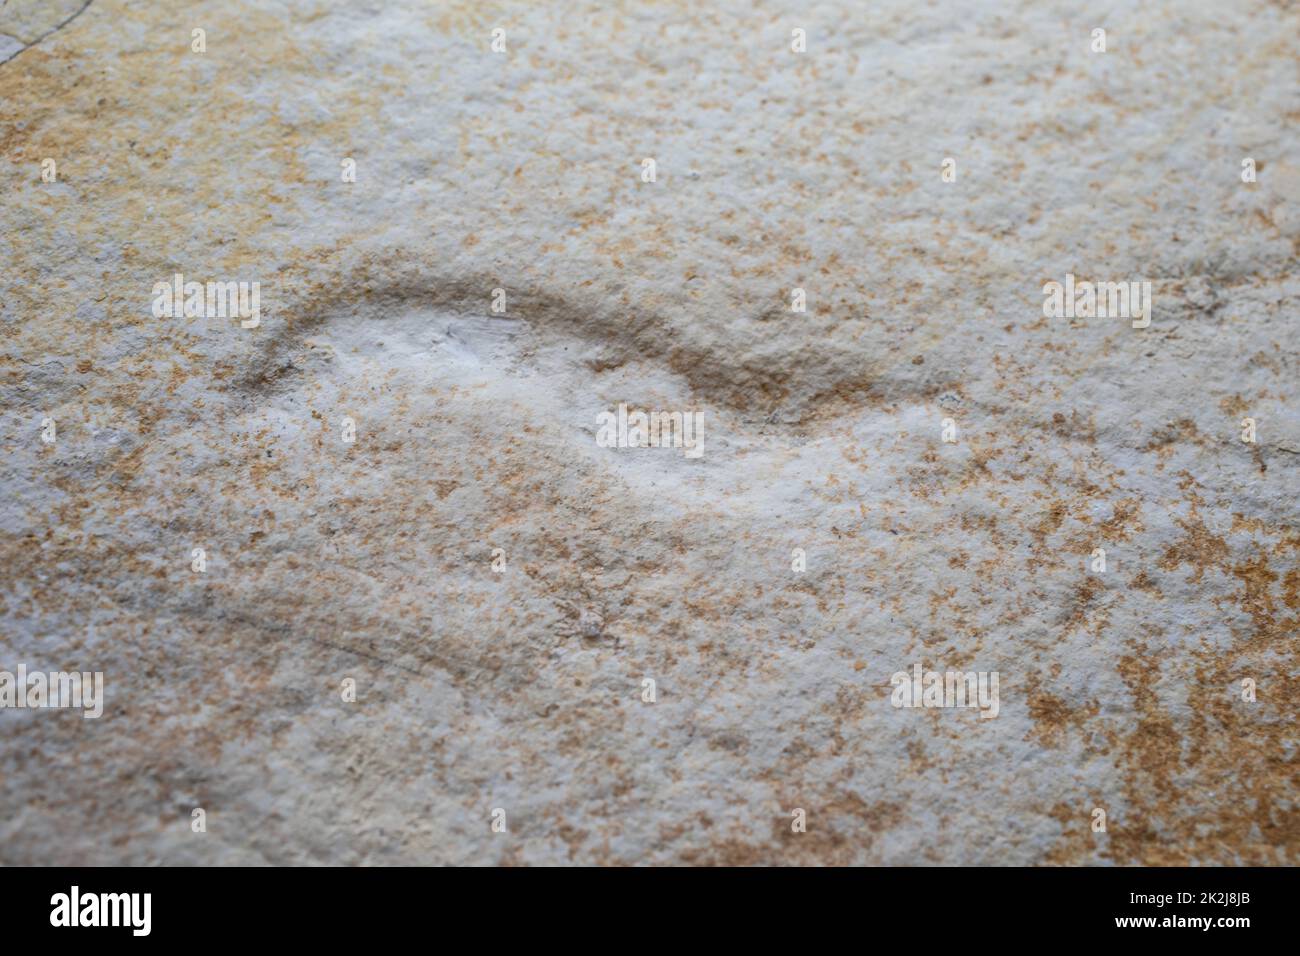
1158 509 1231 584
2 0 1296 866
1026 689 1101 748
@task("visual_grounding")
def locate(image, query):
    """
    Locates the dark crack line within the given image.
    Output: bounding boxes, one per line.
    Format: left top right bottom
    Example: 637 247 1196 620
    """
0 0 93 66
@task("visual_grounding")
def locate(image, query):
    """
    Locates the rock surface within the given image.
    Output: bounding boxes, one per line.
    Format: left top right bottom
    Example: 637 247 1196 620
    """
1 0 1297 865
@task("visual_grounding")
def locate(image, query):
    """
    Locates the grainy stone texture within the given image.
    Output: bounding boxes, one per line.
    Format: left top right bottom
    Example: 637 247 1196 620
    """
1 0 1297 865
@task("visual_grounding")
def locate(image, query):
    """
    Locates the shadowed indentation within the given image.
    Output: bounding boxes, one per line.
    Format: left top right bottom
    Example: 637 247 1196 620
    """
234 252 962 426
